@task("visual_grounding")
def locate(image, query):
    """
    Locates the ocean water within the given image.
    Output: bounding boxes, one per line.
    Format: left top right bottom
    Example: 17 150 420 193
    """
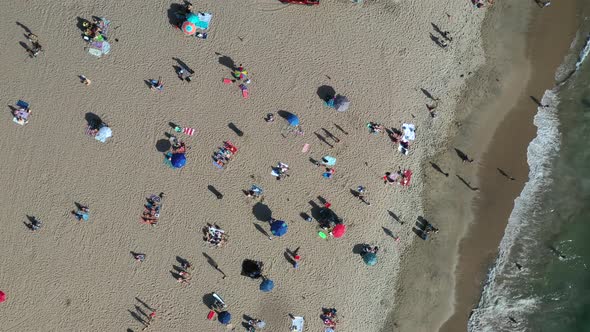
467 14 590 332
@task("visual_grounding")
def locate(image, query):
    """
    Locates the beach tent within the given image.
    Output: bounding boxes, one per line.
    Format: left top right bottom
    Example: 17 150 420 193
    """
290 316 305 332
0 291 5 303
331 224 346 238
95 126 112 143
87 41 111 57
242 259 263 279
186 12 212 30
260 279 275 292
401 123 416 141
270 219 288 237
181 21 197 35
286 113 300 127
363 252 378 266
171 153 187 169
218 311 231 324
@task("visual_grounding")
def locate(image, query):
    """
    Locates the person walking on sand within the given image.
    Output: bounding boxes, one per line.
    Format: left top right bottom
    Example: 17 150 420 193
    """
72 205 90 221
354 186 371 206
80 75 91 85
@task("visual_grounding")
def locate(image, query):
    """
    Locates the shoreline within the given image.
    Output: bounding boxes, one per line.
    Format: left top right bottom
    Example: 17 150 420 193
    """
389 1 581 332
440 1 580 331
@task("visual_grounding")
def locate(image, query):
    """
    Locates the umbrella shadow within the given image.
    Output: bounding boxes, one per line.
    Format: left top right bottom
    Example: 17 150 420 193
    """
167 3 186 27
215 53 236 71
277 110 294 121
85 112 103 129
352 243 366 255
308 201 322 220
252 202 272 221
75 17 89 33
202 293 218 308
317 85 335 102
156 139 171 153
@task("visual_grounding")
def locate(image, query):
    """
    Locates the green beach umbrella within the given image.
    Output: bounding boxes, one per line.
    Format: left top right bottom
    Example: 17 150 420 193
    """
363 253 378 266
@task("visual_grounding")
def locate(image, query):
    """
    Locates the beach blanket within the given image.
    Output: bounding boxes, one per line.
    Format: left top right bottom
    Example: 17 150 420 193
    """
401 123 416 141
186 12 212 30
182 127 195 136
290 316 304 332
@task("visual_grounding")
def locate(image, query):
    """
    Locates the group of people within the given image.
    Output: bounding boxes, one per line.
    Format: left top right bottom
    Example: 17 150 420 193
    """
212 141 238 169
11 101 32 125
23 33 43 58
82 17 107 41
203 225 227 247
272 162 290 180
383 169 411 186
140 193 164 226
321 308 339 329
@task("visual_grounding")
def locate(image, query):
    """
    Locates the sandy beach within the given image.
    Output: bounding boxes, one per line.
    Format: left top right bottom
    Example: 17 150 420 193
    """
395 1 580 332
0 0 490 331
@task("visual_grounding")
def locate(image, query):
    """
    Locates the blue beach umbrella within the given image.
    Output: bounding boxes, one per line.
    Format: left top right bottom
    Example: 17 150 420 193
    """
286 113 300 127
171 153 186 169
218 311 231 325
260 279 275 292
362 252 378 266
270 220 288 237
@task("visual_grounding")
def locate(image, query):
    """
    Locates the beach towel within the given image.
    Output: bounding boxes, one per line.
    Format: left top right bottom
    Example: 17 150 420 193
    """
182 127 195 136
321 156 336 166
401 123 416 141
302 143 310 153
291 316 305 332
223 78 233 85
13 117 27 126
239 84 249 99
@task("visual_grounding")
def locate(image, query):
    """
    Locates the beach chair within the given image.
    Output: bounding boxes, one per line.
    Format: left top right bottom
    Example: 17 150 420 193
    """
16 100 29 109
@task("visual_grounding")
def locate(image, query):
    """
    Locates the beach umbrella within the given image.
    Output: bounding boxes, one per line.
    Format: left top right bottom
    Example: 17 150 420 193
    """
95 126 112 143
218 311 231 325
0 291 5 303
363 252 378 266
171 153 186 169
181 21 197 35
331 224 346 238
286 113 300 127
270 220 288 237
400 170 413 187
333 95 350 112
260 279 275 292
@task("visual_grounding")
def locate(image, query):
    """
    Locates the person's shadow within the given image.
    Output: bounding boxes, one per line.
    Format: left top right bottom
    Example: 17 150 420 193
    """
317 85 335 102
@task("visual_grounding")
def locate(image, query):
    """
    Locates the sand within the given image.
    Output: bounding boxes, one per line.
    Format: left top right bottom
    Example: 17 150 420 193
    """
0 0 487 331
387 1 581 332
439 2 581 331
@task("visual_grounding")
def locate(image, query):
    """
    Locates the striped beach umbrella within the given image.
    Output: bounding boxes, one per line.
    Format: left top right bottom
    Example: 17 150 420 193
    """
181 21 197 35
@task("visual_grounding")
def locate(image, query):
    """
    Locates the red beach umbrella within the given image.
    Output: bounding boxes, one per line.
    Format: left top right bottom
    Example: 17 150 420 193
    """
331 224 346 238
400 169 413 187
181 21 197 35
0 291 6 303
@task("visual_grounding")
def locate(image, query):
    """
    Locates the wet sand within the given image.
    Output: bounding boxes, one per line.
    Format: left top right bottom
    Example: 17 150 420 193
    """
440 1 580 331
